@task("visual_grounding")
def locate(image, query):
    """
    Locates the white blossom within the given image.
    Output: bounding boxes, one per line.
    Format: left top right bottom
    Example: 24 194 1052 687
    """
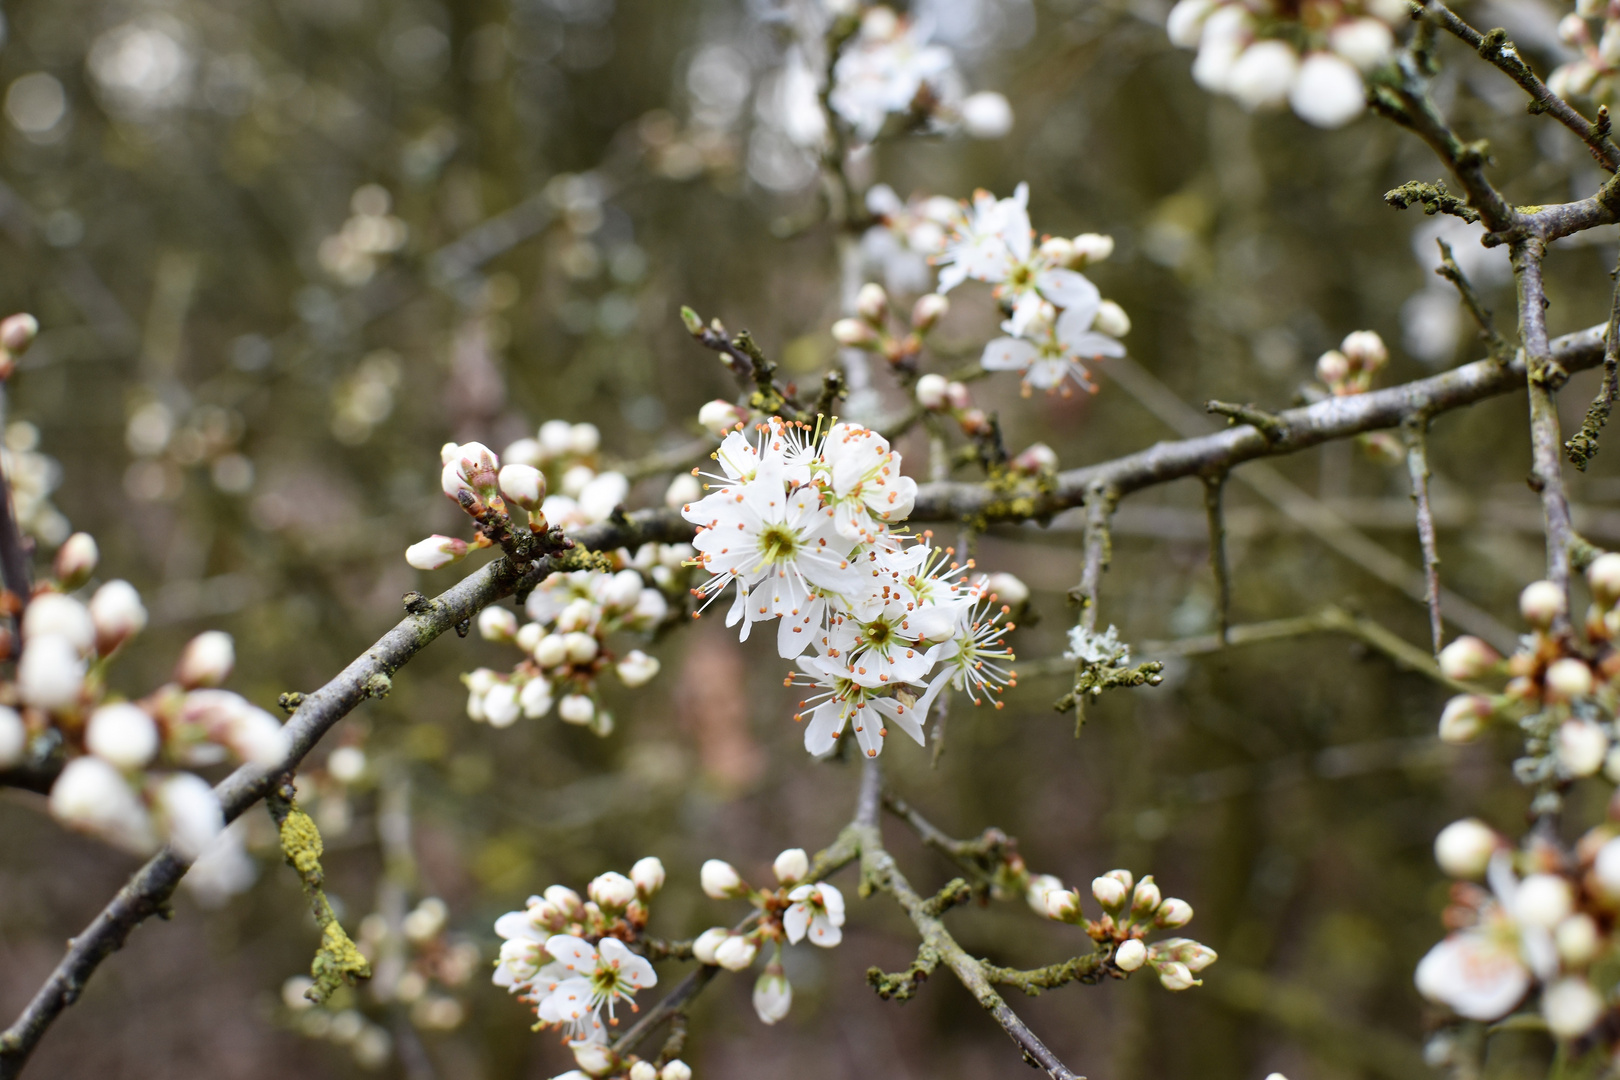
49 756 155 853
85 702 160 770
89 579 147 650
157 771 225 860
176 630 234 688
784 882 845 947
18 634 86 711
534 935 657 1044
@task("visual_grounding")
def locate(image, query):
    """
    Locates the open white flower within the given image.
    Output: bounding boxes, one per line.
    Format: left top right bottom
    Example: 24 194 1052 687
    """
980 293 1124 394
535 935 657 1044
784 881 846 947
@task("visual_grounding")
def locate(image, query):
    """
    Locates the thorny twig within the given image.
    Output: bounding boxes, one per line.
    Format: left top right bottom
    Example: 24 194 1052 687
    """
1403 417 1444 655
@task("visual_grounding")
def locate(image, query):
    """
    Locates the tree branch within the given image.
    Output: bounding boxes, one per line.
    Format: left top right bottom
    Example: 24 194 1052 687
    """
1402 418 1444 654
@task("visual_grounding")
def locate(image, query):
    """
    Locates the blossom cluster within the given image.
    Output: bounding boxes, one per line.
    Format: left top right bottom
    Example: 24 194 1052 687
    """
1030 869 1218 990
1313 330 1403 461
692 850 846 1026
680 418 1017 757
494 859 691 1078
936 184 1128 396
832 281 949 376
0 531 291 860
1166 0 1407 128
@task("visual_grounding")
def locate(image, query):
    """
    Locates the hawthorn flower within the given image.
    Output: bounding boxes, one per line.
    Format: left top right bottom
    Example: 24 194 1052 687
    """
784 882 846 947
534 935 657 1044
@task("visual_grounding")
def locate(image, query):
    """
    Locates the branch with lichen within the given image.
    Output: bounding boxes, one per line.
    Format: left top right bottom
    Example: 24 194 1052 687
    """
266 782 372 1004
1567 249 1620 472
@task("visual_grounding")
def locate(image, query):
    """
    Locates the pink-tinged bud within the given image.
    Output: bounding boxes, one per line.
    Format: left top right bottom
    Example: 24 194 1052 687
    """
0 313 38 354
1591 553 1620 604
18 634 86 711
714 933 758 971
1114 938 1147 971
1092 875 1128 910
181 689 290 766
1157 960 1198 991
1560 12 1591 44
1094 300 1131 339
176 631 234 688
1071 233 1114 265
587 871 636 910
0 705 24 768
753 959 793 1024
910 293 950 332
946 381 971 410
698 399 747 438
1156 897 1194 928
477 606 518 642
1437 636 1500 680
53 532 99 590
856 282 889 325
85 702 160 770
1434 818 1499 878
1316 349 1351 387
1011 443 1059 475
1438 694 1492 744
441 460 473 499
157 772 224 860
773 847 810 885
406 535 469 571
1130 876 1162 917
915 373 950 410
1547 658 1596 702
1340 329 1388 371
958 407 989 435
49 756 154 854
89 580 147 653
701 858 743 898
692 927 730 965
1521 580 1565 628
832 318 880 349
498 464 546 511
631 856 666 896
1044 887 1082 922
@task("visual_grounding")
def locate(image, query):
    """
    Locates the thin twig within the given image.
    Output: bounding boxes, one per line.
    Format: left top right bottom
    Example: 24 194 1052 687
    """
1206 400 1288 443
1567 247 1620 471
1202 473 1231 644
1403 417 1444 655
1435 238 1511 361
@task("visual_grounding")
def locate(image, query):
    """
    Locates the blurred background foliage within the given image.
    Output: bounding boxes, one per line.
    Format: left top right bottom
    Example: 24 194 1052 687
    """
0 0 1613 1076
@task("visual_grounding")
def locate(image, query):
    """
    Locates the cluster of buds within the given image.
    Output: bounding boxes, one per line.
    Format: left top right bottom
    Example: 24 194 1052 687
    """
1035 869 1216 991
1549 1 1620 105
1167 0 1406 129
464 554 675 735
1316 330 1389 396
0 532 291 858
551 1058 692 1080
831 282 949 375
317 184 409 287
691 850 845 1025
494 860 686 1076
283 896 479 1065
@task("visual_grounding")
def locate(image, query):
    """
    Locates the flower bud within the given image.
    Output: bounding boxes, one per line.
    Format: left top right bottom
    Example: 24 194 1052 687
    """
1433 818 1499 879
774 847 810 885
1544 976 1605 1039
1513 873 1574 929
911 293 950 332
158 771 225 860
983 572 1030 606
538 420 574 458
557 694 595 726
631 856 666 896
18 634 86 711
698 399 747 438
1039 237 1076 265
1316 349 1350 387
328 746 366 783
693 927 730 965
1329 18 1395 70
0 705 25 768
714 933 758 971
1558 717 1609 777
53 532 99 590
1590 552 1620 604
533 633 568 668
915 373 950 410
570 423 601 456
0 313 38 354
961 90 1014 138
89 579 147 652
544 884 584 916
588 871 636 911
856 283 889 325
1155 897 1194 928
701 858 743 898
1011 443 1058 475
563 631 599 665
22 593 94 654
661 1061 692 1080
1094 300 1131 339
86 702 160 770
832 318 880 349
1092 874 1128 910
501 437 544 468
477 606 518 642
1521 580 1565 628
49 756 154 854
1438 694 1491 744
1340 329 1388 370
665 472 702 509
753 960 793 1024
498 464 546 511
1026 873 1064 915
1153 937 1219 972
617 649 661 688
1114 938 1147 971
1228 40 1300 112
681 306 705 336
406 535 468 571
1157 960 1198 991
1547 658 1595 703
1044 887 1082 922
1556 914 1601 967
176 631 234 689
571 1040 618 1077
630 1064 659 1080
946 381 971 410
1071 233 1114 265
1130 876 1162 918
1437 636 1500 680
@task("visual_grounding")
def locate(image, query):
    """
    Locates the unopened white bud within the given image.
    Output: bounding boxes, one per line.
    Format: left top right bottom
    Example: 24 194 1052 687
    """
631 856 666 895
1092 875 1128 909
665 472 702 509
600 570 644 611
911 293 950 332
702 858 743 898
1158 961 1198 991
1434 818 1499 878
557 598 596 632
544 884 584 916
86 703 160 770
1229 40 1300 112
1594 838 1620 899
1438 695 1491 744
498 464 546 511
1438 636 1500 680
1316 349 1351 386
1071 233 1114 265
1012 443 1059 474
1514 873 1574 928
1039 236 1076 266
50 756 154 853
773 847 810 885
1547 658 1596 702
23 593 94 654
693 927 731 965
406 535 469 571
158 772 225 860
557 694 595 726
18 634 86 710
617 649 661 688
1094 300 1130 339
54 532 98 588
0 705 25 768
501 437 544 468
176 630 234 688
1114 938 1147 971
1341 329 1388 370
570 1040 617 1077
1156 898 1194 928
477 606 518 642
1556 914 1601 967
916 373 950 410
588 871 636 910
519 677 553 719
629 1064 659 1080
1290 51 1365 129
563 631 599 665
753 960 793 1024
534 634 568 668
1521 580 1565 628
698 399 747 438
328 746 366 783
537 420 574 457
983 572 1029 606
483 682 521 728
661 1062 692 1080
1045 888 1082 922
1026 873 1065 915
1544 977 1605 1039
1558 717 1609 777
1328 19 1395 71
1131 877 1162 917
569 423 601 456
832 318 879 349
961 90 1013 138
1561 12 1592 45
856 283 889 324
1166 0 1217 48
1590 552 1620 604
0 313 38 354
714 933 758 971
911 603 960 643
89 579 147 651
